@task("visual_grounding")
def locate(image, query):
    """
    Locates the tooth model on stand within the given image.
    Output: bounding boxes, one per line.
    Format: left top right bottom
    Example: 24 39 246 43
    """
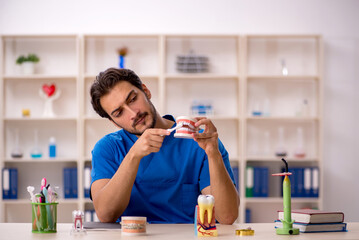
195 195 218 237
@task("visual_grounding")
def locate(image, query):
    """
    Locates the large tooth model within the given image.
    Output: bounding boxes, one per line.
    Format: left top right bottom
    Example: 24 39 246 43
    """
194 194 218 237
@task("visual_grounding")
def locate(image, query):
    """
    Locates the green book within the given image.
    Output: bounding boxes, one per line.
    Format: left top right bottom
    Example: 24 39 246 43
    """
246 166 254 197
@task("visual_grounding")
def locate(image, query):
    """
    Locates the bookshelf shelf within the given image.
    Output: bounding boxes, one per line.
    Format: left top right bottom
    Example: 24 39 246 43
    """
0 34 322 224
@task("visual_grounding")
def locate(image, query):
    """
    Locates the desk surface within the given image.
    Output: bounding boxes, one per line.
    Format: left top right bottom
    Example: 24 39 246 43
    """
1 222 358 240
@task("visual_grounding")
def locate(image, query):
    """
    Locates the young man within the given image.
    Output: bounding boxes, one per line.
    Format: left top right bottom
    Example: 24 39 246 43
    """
90 68 239 224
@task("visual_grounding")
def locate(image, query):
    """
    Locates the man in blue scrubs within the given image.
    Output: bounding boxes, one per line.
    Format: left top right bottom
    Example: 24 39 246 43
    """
90 68 239 224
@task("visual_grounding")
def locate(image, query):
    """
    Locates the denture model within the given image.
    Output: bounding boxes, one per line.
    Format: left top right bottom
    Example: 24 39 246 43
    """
173 116 197 139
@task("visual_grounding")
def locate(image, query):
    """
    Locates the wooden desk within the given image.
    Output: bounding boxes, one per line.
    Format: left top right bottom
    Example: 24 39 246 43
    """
1 222 358 239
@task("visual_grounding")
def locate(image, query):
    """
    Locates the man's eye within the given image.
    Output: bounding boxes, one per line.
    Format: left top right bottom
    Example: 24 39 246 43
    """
114 110 122 117
129 95 137 103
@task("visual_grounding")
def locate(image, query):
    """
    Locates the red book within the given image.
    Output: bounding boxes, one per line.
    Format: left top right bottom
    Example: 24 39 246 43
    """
278 209 344 224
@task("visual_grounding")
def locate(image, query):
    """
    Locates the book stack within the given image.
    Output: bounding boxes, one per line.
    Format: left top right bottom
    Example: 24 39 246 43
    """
275 209 347 233
279 167 319 197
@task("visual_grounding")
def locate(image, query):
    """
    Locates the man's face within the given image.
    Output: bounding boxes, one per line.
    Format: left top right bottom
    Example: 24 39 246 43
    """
100 81 157 135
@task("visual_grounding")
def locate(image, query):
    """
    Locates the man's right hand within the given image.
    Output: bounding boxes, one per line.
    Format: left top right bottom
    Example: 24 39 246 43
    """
131 128 170 159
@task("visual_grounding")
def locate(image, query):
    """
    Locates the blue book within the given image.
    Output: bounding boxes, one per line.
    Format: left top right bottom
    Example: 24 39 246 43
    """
63 168 72 198
253 167 261 197
260 167 269 197
245 208 251 223
10 168 18 199
71 168 78 198
232 166 239 192
2 168 10 199
296 168 304 197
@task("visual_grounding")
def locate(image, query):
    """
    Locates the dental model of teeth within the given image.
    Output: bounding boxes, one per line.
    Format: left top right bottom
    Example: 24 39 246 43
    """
195 194 218 237
173 116 197 139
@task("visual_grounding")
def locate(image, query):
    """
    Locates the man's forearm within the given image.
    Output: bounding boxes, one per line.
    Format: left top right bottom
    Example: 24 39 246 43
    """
92 149 142 222
206 149 240 224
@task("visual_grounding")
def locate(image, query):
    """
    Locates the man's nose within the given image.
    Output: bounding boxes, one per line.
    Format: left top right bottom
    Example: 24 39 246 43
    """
124 105 137 119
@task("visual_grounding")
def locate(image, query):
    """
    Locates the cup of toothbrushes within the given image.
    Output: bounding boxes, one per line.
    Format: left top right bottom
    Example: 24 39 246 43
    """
31 202 58 233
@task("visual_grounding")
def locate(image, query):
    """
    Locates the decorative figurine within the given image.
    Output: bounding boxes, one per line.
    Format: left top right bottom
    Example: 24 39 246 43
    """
195 195 218 237
117 47 128 69
39 83 61 118
272 158 299 235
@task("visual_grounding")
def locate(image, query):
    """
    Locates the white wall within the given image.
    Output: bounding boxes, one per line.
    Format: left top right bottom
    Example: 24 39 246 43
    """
1 0 359 221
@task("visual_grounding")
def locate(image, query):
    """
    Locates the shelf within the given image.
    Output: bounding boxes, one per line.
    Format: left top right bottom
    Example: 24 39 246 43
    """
245 156 319 162
165 74 239 80
246 117 319 122
3 75 77 80
0 34 322 224
247 75 319 81
4 117 77 121
4 157 77 163
84 74 159 80
245 197 320 204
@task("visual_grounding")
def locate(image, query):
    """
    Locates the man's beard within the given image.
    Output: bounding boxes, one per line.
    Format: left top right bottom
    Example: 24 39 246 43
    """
113 98 157 136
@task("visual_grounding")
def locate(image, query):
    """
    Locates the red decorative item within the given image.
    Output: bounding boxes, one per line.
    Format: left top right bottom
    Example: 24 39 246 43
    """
42 84 56 97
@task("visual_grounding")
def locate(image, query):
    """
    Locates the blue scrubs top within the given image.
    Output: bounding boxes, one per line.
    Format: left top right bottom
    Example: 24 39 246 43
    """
91 115 236 223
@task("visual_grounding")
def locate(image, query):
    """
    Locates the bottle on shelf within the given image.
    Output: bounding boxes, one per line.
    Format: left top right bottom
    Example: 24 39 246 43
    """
294 127 306 158
49 137 57 158
30 129 42 158
296 99 310 117
11 128 23 158
275 126 287 157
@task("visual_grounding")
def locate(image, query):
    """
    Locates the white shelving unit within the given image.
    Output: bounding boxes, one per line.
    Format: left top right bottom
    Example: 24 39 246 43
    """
241 35 323 223
0 34 322 224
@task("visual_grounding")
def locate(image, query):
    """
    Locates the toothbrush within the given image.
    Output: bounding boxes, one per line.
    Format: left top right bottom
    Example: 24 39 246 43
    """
43 187 54 229
27 186 37 203
167 122 183 132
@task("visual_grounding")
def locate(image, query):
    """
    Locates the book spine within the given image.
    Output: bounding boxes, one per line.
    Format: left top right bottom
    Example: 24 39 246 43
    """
261 167 269 197
63 168 71 199
304 167 311 197
253 167 261 197
245 208 251 223
84 167 91 198
245 166 253 197
232 165 239 192
72 168 78 198
2 168 10 199
311 167 319 197
10 168 18 199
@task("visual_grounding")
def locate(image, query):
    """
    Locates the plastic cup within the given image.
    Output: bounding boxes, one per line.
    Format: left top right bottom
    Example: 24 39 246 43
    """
31 202 58 233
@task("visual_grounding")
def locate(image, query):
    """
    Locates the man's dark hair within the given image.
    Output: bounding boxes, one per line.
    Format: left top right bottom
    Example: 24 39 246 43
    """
90 68 143 120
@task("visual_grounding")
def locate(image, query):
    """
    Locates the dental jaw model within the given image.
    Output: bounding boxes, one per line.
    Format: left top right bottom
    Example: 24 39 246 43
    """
172 116 197 139
195 195 218 237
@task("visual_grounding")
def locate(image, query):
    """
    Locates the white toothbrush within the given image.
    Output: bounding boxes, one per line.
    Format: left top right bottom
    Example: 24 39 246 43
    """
167 123 183 132
27 186 36 203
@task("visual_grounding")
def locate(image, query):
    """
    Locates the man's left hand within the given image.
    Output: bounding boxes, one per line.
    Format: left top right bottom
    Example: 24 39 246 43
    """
192 117 219 155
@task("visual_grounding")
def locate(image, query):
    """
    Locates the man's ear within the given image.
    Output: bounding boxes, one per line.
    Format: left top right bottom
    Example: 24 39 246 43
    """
142 84 152 99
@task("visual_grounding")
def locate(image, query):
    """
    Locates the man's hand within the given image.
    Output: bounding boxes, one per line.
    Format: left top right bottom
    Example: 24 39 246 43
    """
131 128 170 159
192 117 219 155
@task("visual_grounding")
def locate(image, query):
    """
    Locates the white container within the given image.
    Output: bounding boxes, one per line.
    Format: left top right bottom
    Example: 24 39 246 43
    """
121 216 147 236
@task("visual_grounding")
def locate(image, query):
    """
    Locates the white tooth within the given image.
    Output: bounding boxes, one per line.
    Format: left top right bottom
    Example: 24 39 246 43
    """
197 195 215 224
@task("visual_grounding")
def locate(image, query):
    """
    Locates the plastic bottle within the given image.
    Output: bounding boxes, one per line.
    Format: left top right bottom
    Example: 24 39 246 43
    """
49 137 56 158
